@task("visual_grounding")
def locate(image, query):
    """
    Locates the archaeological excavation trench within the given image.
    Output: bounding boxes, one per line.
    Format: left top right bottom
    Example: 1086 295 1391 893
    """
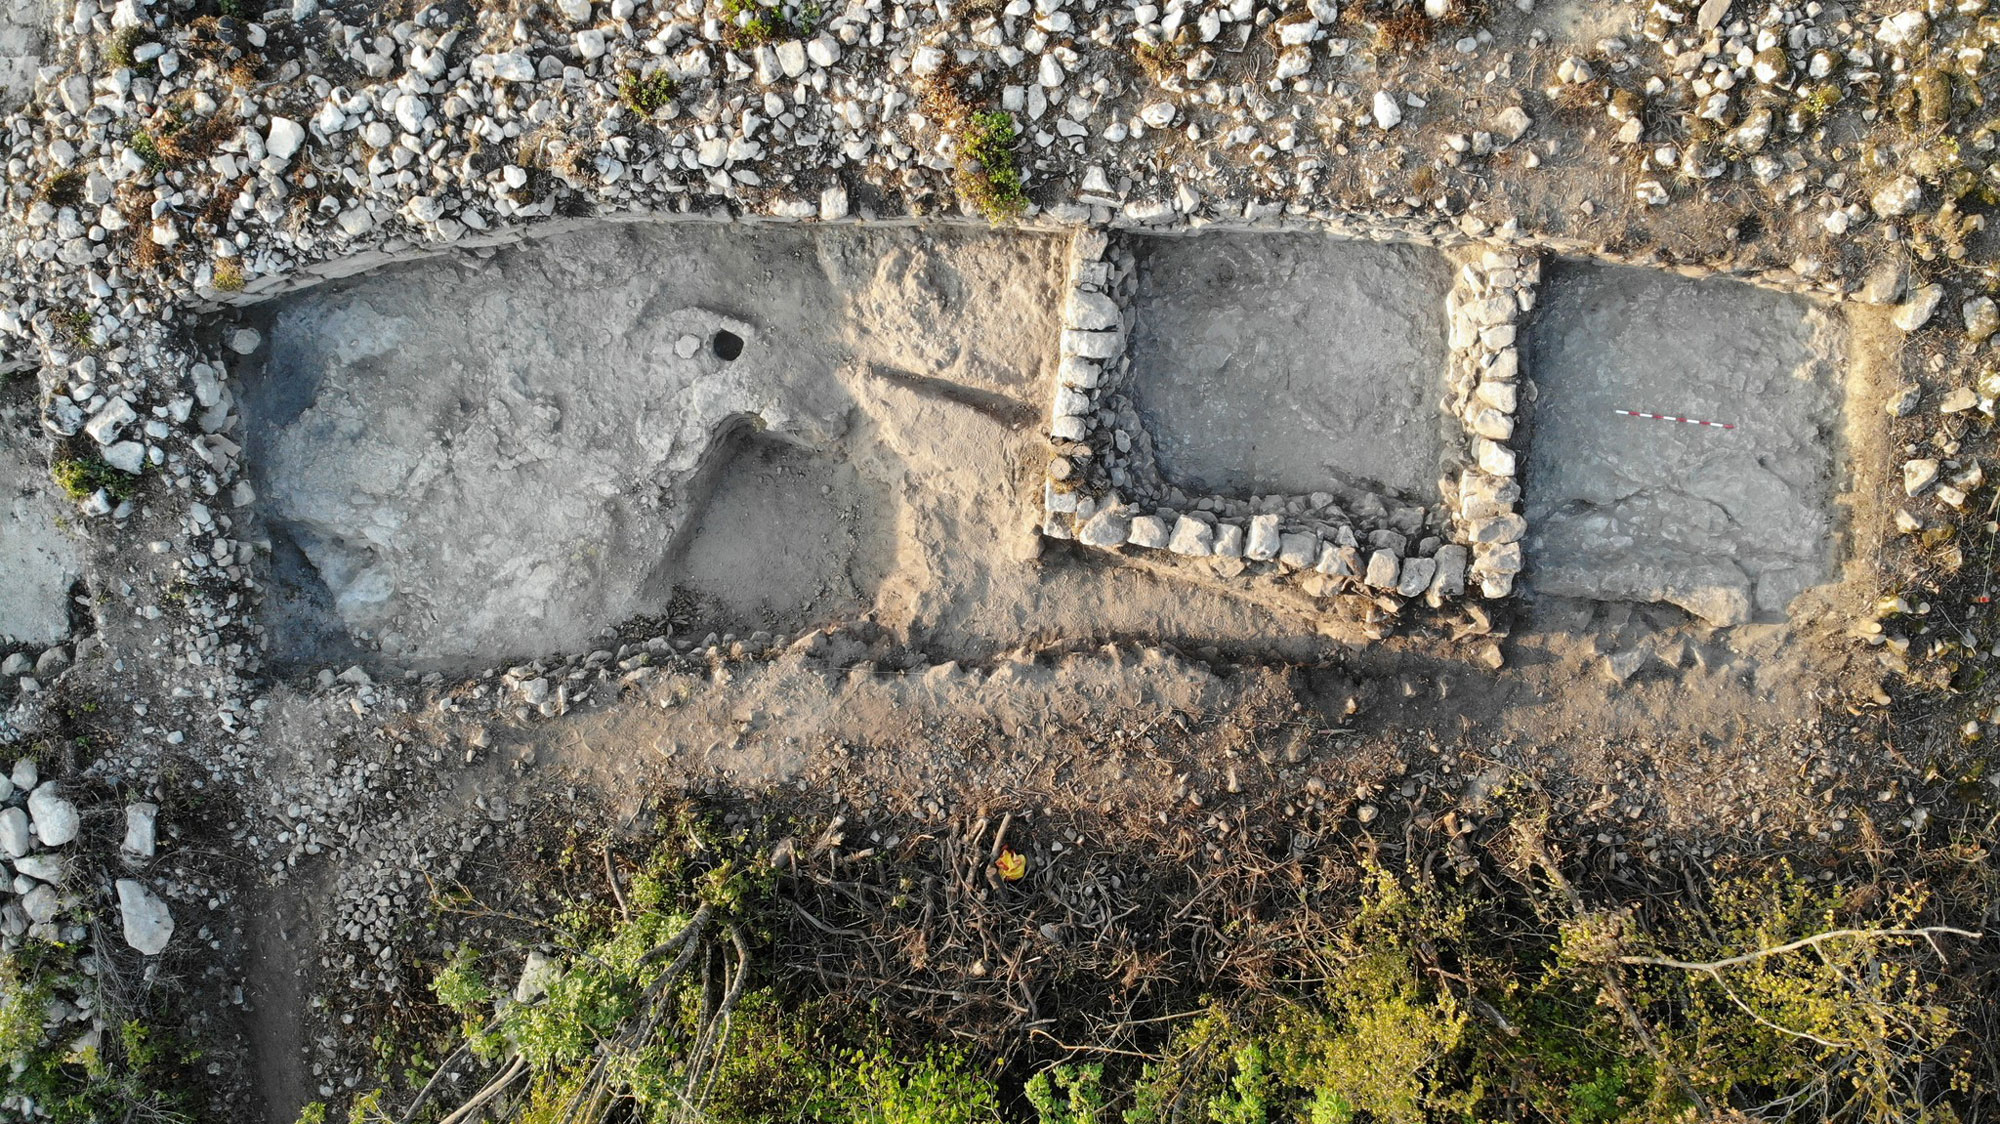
219 222 1866 674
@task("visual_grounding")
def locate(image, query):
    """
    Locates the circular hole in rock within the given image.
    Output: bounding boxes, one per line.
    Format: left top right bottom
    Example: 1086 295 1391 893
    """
711 330 745 361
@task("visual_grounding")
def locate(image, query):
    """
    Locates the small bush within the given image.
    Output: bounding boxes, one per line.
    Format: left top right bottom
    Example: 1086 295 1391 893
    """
618 70 678 117
402 808 1003 1124
212 259 245 292
129 130 167 169
720 0 819 47
1027 1063 1110 1124
958 110 1028 223
105 26 150 69
0 950 201 1122
37 170 84 208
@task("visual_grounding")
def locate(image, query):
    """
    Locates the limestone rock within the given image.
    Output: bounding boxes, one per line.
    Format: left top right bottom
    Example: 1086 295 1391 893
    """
1492 106 1532 143
122 803 158 860
1892 283 1944 332
1429 545 1469 599
1963 296 1998 342
1872 175 1924 219
1396 557 1437 597
1603 647 1649 683
0 808 28 858
115 880 174 955
1372 90 1402 130
1077 509 1130 548
1939 387 1978 414
1364 549 1400 589
21 884 57 924
1244 514 1282 561
1127 515 1169 550
1903 458 1940 496
266 117 305 161
1167 516 1213 556
27 785 79 847
515 949 562 1001
1277 532 1318 569
14 854 63 883
1877 10 1929 47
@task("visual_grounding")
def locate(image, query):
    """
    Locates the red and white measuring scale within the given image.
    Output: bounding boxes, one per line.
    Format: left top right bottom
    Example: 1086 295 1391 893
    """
1612 408 1737 431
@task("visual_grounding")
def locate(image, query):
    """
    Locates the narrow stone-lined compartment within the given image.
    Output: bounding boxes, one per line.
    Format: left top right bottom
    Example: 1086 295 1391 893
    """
1042 230 1518 636
1522 261 1846 625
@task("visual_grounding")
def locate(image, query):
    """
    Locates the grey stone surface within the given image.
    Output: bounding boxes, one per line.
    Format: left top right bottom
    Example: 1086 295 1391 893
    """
1077 509 1130 548
1127 234 1452 498
1 421 80 647
122 802 157 860
27 784 77 847
1524 262 1844 625
0 0 49 112
0 807 28 858
115 879 174 955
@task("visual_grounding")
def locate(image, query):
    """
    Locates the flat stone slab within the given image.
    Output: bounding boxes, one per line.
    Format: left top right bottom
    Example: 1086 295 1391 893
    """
1524 262 1844 625
0 0 48 113
1128 234 1452 498
1 418 80 646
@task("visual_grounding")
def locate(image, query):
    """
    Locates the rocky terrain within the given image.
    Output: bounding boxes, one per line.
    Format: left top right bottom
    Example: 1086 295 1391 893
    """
0 0 1995 1120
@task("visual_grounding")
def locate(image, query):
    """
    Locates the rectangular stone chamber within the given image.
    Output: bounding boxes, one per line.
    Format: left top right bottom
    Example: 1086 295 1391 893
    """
1521 260 1847 626
1123 233 1456 501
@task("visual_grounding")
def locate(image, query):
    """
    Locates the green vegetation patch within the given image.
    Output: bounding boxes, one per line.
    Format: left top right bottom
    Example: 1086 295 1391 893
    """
958 110 1029 224
327 796 1990 1124
618 70 679 118
720 0 821 47
52 452 141 502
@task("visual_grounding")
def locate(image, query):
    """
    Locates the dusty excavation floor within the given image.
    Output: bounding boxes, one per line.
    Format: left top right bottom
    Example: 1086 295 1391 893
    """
1127 234 1453 500
1525 262 1853 627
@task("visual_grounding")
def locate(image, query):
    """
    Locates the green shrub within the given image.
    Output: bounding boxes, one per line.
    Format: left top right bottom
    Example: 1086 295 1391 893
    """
842 1044 1000 1124
0 950 200 1123
720 0 819 46
1589 864 1974 1124
1028 1063 1110 1124
408 808 1001 1124
618 70 678 117
130 129 167 168
105 26 150 70
958 111 1028 223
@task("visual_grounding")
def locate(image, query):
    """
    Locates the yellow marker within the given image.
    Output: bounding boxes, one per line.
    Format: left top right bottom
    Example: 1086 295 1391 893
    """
995 848 1026 881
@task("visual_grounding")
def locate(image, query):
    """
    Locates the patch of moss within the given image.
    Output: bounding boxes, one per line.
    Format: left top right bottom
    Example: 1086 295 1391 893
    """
52 454 140 503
